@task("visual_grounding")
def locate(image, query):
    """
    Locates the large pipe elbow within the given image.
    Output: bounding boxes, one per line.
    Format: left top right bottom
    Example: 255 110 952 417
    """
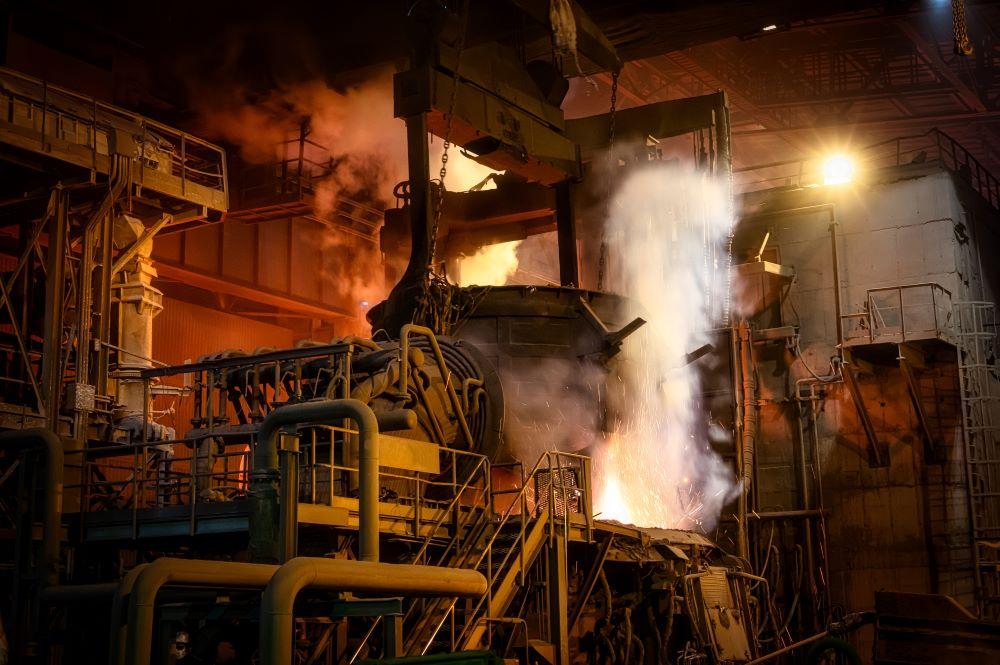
0 427 63 586
125 558 278 665
250 399 382 563
109 563 149 665
261 558 488 665
254 398 379 473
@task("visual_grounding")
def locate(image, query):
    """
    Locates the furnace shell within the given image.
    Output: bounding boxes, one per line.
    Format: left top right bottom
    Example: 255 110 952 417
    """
453 285 635 462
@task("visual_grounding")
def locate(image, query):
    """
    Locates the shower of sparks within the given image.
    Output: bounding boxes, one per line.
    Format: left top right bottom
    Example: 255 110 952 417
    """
593 163 738 531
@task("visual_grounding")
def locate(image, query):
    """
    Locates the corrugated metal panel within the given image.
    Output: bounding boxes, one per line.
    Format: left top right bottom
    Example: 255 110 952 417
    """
290 218 322 301
258 220 291 292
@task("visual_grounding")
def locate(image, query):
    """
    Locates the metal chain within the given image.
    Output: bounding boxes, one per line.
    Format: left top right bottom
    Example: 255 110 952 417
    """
413 1 471 334
597 70 620 292
608 69 619 149
429 0 469 271
953 0 974 56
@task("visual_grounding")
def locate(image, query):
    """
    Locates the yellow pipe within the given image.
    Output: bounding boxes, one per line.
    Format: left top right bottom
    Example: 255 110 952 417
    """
250 398 381 563
261 557 487 665
109 563 148 665
124 558 279 665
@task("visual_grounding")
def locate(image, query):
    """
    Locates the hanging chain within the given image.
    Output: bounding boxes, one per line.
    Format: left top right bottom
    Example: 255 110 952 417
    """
413 0 475 335
953 0 974 56
597 70 620 292
428 0 470 271
608 69 619 149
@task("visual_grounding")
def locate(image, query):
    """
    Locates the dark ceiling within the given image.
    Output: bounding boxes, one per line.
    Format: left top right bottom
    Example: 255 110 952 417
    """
9 1 897 89
5 0 999 181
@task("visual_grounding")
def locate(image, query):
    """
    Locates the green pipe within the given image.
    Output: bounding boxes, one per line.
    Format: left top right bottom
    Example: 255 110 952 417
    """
0 428 63 586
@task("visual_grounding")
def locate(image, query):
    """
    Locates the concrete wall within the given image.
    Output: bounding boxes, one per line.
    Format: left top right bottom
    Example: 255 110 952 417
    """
731 163 996 653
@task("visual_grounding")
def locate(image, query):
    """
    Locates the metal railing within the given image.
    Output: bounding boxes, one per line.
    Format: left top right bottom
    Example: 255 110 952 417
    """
346 450 594 662
239 134 335 204
841 282 954 346
347 452 496 664
735 128 1000 215
69 423 491 543
135 342 359 443
234 130 382 240
0 67 228 210
424 451 593 656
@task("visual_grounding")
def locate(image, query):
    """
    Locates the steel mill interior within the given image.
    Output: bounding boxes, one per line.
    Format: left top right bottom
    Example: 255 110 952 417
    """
3 1 1000 664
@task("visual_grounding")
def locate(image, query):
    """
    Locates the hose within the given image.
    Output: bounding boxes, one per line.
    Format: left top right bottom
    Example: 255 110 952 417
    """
630 634 644 665
645 606 661 665
804 637 861 665
599 570 613 622
622 607 633 665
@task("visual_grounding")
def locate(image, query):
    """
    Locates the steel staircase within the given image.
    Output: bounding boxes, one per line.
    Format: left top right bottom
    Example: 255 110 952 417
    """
348 452 589 662
408 509 551 656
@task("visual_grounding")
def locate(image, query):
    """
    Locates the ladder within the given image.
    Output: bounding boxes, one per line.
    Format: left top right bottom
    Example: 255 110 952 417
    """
955 301 1000 618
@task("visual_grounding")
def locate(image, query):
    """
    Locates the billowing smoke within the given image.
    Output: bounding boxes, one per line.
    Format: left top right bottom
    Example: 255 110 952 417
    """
194 71 403 209
194 71 497 207
593 163 738 531
193 71 500 332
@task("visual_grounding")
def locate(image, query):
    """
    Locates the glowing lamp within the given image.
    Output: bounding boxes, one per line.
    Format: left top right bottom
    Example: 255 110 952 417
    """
823 155 854 186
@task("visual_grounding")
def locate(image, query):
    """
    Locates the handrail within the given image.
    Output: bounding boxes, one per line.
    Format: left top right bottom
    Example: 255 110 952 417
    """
398 453 553 656
413 456 490 565
841 282 952 345
419 451 589 655
0 66 228 207
72 431 492 554
140 342 352 379
347 453 493 663
470 617 531 665
735 127 1000 212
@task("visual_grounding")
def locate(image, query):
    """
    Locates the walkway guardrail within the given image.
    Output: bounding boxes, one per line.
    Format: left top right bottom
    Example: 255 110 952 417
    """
841 282 953 346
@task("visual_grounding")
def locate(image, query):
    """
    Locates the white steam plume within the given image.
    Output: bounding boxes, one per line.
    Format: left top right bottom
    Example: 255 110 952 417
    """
594 163 737 531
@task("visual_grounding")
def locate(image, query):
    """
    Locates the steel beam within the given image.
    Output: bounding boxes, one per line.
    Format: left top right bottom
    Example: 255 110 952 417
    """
41 187 68 424
555 180 578 287
569 535 614 631
153 259 354 322
898 344 938 460
842 350 886 467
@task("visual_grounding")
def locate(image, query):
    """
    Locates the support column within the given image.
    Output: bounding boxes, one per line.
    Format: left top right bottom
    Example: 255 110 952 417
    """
555 180 578 287
113 214 164 418
41 188 68 426
547 542 570 665
383 613 403 658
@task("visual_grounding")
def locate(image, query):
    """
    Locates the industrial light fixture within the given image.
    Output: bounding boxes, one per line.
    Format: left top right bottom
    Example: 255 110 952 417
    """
762 24 778 31
823 154 854 185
